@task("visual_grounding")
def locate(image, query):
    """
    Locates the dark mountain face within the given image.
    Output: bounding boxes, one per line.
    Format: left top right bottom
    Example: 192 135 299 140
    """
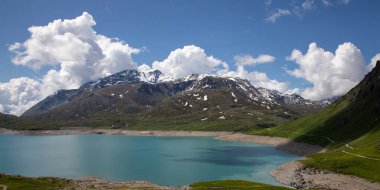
21 69 327 130
22 89 79 117
343 61 380 105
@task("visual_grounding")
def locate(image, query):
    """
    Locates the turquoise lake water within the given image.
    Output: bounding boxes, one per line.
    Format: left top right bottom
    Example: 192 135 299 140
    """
0 134 299 186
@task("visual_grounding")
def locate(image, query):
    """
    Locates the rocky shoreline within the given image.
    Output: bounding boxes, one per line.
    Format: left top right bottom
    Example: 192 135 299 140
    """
71 177 185 190
271 160 380 190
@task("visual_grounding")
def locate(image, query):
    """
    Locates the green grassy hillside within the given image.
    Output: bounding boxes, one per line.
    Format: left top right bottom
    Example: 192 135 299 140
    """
0 174 72 190
0 113 57 130
249 61 380 182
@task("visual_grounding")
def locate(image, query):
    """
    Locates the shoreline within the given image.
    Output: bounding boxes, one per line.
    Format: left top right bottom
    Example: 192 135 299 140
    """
271 160 380 190
2 128 379 189
0 128 323 156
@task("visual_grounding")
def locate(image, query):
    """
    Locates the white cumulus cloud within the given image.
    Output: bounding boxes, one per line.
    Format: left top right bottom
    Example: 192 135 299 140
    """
2 12 140 115
0 77 42 115
151 45 228 79
234 54 276 67
150 46 286 92
286 42 370 100
137 64 153 73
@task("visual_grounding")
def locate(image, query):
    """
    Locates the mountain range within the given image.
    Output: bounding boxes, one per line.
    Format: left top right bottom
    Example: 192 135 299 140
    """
19 69 327 131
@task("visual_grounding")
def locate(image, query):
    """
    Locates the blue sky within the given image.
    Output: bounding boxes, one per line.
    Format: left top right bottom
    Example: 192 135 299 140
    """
0 0 380 114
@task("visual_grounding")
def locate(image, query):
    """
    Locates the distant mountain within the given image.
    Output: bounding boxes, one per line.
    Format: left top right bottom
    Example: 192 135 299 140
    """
251 61 380 182
257 87 328 115
20 69 327 131
22 89 80 117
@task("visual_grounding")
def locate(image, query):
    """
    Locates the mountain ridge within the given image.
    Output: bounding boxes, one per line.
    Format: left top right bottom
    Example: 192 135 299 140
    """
20 69 327 131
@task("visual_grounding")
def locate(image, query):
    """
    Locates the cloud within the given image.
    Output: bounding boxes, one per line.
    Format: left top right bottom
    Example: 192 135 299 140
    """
9 12 140 94
369 53 380 70
285 88 300 95
265 9 291 23
229 53 285 92
150 46 286 92
302 0 315 10
322 0 333 6
287 42 370 100
222 66 288 92
265 0 349 22
265 0 272 7
3 12 140 115
1 12 289 115
151 45 228 78
137 64 153 73
234 54 275 67
8 42 21 51
0 77 42 115
149 45 286 92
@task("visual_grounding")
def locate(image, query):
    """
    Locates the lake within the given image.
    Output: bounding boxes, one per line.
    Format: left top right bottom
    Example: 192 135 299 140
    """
0 134 299 186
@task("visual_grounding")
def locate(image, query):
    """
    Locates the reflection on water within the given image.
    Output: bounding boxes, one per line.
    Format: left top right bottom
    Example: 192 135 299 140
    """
0 135 299 186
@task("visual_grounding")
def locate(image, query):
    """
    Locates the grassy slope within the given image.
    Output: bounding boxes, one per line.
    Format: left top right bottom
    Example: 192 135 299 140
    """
248 96 380 182
0 113 58 130
32 105 289 131
0 174 72 190
247 62 380 182
190 180 291 190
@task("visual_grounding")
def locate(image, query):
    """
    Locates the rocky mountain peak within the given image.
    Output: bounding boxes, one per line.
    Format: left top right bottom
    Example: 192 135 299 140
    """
79 69 171 91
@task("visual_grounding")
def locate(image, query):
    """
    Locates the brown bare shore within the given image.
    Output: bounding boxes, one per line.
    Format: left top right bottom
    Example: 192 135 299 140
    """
271 160 380 190
71 177 184 190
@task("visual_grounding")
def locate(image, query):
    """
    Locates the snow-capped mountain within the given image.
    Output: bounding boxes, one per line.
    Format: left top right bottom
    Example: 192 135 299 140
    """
21 69 328 130
257 87 328 115
80 69 172 90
